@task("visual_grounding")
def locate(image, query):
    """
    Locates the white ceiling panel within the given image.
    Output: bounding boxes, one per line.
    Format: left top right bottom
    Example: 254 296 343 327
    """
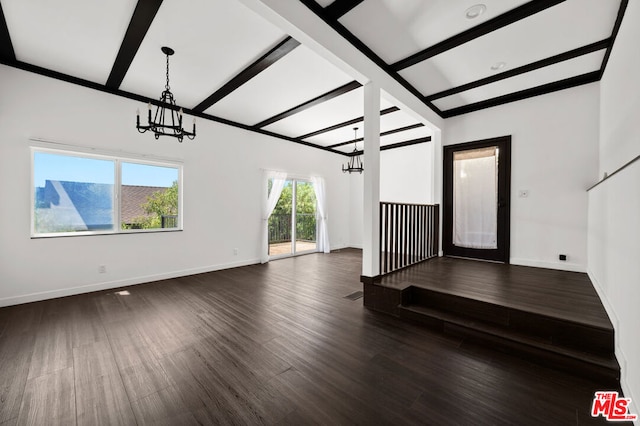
334 146 356 155
305 109 423 147
119 0 286 109
340 0 530 64
2 0 137 84
0 0 625 152
305 123 365 146
205 44 353 125
262 88 396 137
263 87 364 137
315 0 336 7
434 50 605 111
400 0 619 96
332 129 432 154
379 109 422 132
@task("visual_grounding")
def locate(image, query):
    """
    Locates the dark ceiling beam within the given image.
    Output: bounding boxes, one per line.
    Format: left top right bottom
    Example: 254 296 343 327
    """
299 0 443 117
325 0 366 19
193 36 300 112
348 136 432 156
1 57 347 156
442 71 600 118
599 0 628 79
426 39 610 102
297 106 399 139
253 80 361 128
106 0 163 89
381 136 431 151
328 123 425 148
0 2 16 61
391 0 566 71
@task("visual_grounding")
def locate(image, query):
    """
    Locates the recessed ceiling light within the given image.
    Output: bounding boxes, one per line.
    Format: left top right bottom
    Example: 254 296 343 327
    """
491 61 506 71
465 4 486 19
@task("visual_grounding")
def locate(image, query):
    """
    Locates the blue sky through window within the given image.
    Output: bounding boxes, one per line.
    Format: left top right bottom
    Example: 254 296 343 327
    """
34 152 178 188
122 162 178 187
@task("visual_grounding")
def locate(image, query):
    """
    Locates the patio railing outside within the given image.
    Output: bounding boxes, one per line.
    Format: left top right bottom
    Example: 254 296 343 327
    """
161 215 178 229
268 213 316 243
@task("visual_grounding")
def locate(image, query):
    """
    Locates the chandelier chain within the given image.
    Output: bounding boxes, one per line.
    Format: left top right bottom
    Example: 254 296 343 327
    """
165 53 171 91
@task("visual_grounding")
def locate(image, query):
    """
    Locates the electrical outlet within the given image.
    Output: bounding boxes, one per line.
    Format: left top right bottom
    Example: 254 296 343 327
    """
559 254 567 261
518 190 529 198
99 265 107 273
233 248 239 256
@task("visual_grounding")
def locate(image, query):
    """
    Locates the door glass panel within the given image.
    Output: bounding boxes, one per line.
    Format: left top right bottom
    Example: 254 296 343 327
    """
268 180 292 256
295 181 317 253
453 147 498 249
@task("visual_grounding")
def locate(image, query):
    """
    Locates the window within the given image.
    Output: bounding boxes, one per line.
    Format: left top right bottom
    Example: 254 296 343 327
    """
32 147 182 237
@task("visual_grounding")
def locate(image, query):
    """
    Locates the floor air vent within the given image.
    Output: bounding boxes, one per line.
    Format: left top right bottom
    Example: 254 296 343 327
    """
344 291 364 301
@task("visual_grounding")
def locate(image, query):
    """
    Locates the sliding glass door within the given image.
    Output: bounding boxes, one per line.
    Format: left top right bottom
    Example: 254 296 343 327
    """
268 179 317 257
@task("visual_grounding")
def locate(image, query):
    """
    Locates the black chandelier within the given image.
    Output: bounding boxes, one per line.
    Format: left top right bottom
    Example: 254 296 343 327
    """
136 46 196 142
342 127 364 174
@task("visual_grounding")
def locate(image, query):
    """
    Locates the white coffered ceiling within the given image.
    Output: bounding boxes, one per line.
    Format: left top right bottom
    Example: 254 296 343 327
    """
0 0 626 155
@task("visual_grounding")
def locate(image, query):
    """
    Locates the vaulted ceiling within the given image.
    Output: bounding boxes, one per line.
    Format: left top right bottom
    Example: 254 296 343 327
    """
0 0 627 156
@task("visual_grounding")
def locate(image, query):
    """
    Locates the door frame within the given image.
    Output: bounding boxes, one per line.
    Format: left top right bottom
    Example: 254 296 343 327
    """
442 135 511 263
268 178 318 259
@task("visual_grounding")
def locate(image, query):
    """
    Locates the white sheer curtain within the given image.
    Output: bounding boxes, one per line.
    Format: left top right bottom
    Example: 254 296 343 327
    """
311 176 330 253
261 171 287 263
453 147 498 249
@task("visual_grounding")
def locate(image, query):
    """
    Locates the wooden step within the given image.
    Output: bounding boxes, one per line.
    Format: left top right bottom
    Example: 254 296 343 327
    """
408 287 615 356
398 304 620 383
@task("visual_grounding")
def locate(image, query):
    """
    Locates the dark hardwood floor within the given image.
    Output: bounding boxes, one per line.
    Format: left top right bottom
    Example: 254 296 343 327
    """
381 256 611 328
0 249 630 425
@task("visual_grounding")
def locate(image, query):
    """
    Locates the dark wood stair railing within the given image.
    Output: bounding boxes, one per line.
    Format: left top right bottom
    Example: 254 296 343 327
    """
380 202 439 275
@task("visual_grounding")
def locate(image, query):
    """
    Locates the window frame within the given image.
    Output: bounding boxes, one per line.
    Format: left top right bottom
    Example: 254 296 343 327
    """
31 145 183 238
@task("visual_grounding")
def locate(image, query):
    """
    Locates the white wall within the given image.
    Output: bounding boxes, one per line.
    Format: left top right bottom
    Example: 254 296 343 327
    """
0 65 352 306
588 164 640 421
348 142 435 248
598 2 640 176
590 0 640 419
380 143 433 204
444 84 601 272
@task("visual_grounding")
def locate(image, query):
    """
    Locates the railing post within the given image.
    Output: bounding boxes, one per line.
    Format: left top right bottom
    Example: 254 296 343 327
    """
377 202 441 276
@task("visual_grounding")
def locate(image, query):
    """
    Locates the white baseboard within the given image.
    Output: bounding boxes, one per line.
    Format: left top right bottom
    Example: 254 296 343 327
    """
588 270 638 424
510 258 586 273
587 270 619 330
0 257 261 307
329 243 350 251
618 349 639 425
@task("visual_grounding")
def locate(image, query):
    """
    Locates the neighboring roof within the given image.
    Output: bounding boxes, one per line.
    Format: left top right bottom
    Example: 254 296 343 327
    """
35 181 168 229
121 185 167 224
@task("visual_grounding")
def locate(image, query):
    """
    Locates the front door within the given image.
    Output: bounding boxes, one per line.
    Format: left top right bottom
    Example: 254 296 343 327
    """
443 136 511 262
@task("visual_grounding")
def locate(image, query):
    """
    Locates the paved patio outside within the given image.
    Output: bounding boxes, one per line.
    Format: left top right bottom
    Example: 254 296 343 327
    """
269 241 317 256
